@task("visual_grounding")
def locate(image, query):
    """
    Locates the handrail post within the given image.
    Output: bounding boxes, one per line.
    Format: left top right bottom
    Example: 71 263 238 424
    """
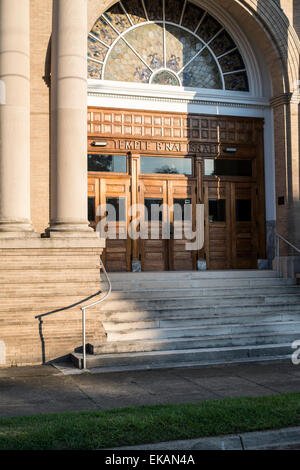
82 307 86 370
276 235 280 277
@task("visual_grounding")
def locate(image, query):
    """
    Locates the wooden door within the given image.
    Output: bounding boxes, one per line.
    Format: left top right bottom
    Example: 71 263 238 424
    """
204 181 231 270
139 179 169 271
204 180 258 269
231 182 258 269
88 175 131 272
169 179 197 271
139 178 197 271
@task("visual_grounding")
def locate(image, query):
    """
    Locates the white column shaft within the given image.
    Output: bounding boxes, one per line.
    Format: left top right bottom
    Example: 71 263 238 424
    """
50 0 92 234
0 0 34 233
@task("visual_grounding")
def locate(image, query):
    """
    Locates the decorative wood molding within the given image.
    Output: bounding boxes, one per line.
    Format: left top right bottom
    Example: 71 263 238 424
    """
88 107 264 151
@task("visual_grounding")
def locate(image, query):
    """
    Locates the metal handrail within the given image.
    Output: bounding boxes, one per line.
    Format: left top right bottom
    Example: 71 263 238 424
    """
275 233 300 278
81 257 112 369
35 256 111 370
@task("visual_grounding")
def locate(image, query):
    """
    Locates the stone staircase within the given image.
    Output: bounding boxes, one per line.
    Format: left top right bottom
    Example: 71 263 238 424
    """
71 270 300 371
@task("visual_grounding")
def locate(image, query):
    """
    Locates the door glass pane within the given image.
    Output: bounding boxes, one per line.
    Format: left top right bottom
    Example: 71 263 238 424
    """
173 198 192 221
144 198 163 221
88 154 127 173
88 197 95 222
204 159 252 177
106 197 126 221
209 199 226 222
236 199 252 222
141 156 192 175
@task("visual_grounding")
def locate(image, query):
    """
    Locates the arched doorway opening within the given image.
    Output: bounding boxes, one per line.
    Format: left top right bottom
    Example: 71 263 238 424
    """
86 0 276 272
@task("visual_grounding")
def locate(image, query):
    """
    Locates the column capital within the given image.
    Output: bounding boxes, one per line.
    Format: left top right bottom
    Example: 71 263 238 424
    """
270 92 294 108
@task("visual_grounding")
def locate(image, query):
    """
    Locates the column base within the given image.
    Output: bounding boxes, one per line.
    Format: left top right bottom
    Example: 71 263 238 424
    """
45 222 97 238
0 221 39 238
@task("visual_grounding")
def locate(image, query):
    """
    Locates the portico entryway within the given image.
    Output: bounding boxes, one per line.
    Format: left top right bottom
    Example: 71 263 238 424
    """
87 108 266 272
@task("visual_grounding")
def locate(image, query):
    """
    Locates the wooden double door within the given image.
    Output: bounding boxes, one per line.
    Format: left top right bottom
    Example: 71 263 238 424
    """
204 181 259 269
140 177 197 271
88 174 197 272
88 171 263 272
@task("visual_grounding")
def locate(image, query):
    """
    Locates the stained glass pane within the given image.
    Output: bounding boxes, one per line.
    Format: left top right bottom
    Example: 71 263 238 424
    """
144 0 163 20
210 30 236 57
182 2 205 31
88 1 249 92
196 14 222 43
165 24 203 72
91 16 118 45
218 49 245 73
88 60 103 79
224 71 249 91
165 0 183 24
180 48 222 89
151 70 180 86
104 39 151 83
125 23 164 70
88 37 108 62
122 0 147 24
103 4 131 33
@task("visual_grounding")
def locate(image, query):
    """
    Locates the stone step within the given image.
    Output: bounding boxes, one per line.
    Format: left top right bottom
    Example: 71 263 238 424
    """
70 343 292 370
106 320 300 341
108 270 277 281
101 293 300 311
110 277 296 291
103 311 300 331
0 284 296 300
88 331 298 354
107 285 300 300
101 302 300 321
2 292 300 313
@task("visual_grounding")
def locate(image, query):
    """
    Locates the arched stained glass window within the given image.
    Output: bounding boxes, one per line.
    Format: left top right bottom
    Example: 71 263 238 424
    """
88 0 249 92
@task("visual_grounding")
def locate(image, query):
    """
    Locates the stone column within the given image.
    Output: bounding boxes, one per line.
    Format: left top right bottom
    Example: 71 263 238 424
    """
48 0 93 236
0 0 35 236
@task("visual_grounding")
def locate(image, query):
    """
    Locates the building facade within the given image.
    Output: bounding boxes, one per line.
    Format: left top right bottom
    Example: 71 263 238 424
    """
0 0 300 366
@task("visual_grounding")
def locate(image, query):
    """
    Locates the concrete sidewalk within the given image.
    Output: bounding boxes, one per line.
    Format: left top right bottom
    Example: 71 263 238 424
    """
0 360 300 418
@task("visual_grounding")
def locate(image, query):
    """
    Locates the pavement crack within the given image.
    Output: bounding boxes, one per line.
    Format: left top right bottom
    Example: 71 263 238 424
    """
66 376 100 408
239 435 245 450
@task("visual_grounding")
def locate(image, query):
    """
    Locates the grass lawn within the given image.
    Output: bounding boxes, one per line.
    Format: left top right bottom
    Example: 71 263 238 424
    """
0 392 300 450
